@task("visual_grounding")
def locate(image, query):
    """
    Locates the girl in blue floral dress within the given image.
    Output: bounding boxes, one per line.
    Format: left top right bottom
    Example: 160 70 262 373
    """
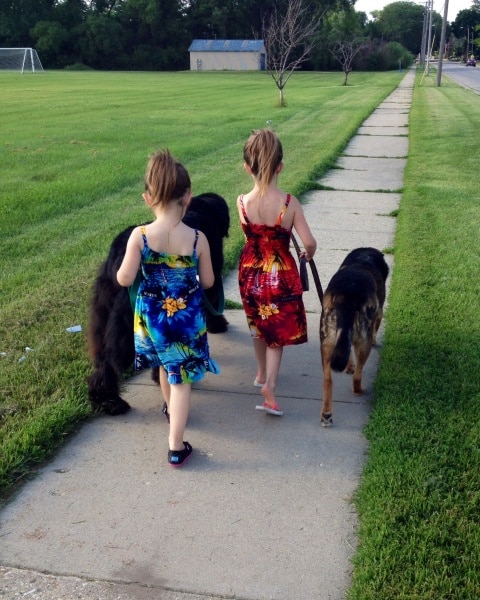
117 150 219 467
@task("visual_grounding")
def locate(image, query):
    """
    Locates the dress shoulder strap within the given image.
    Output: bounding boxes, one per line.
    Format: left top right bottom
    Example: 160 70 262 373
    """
193 229 199 257
239 195 250 224
275 194 291 226
140 226 148 248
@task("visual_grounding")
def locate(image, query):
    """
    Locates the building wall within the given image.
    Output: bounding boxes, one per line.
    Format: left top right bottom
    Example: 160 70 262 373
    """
190 51 265 71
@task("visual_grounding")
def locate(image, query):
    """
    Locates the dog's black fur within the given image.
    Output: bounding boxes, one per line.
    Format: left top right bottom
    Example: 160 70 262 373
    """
320 247 389 426
87 192 230 415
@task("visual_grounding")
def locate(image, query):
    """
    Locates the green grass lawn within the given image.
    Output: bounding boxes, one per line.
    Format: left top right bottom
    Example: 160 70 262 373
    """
0 69 403 494
348 72 480 598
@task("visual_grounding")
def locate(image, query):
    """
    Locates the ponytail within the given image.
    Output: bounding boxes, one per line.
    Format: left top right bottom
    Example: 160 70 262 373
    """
145 150 191 206
243 128 283 197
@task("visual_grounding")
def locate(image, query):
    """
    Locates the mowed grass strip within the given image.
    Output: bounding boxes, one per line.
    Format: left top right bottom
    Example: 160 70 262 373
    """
348 72 480 598
0 70 403 494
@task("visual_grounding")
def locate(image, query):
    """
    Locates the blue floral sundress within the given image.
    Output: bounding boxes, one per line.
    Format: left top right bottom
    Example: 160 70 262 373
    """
133 226 220 384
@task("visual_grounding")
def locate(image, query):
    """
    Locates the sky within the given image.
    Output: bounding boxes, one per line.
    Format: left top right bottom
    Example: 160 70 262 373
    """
354 0 474 21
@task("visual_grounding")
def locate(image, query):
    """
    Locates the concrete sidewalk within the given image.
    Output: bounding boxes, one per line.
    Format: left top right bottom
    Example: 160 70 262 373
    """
0 69 414 600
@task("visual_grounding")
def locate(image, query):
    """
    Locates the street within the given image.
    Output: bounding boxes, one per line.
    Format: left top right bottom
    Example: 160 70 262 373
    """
435 60 480 93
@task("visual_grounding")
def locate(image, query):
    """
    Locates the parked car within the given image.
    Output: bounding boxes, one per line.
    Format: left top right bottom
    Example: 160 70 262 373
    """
466 57 476 67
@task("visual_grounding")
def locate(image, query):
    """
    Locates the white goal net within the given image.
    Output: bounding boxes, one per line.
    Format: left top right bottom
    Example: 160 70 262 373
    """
0 48 44 73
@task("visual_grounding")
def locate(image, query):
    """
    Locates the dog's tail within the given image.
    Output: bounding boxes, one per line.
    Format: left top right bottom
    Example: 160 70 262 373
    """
330 307 355 372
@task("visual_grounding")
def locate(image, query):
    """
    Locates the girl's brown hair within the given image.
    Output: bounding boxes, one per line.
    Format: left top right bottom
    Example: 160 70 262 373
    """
243 128 283 197
145 149 191 206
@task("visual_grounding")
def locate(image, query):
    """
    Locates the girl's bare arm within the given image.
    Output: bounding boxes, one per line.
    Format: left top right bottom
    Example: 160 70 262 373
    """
196 231 214 289
117 228 142 287
292 198 317 260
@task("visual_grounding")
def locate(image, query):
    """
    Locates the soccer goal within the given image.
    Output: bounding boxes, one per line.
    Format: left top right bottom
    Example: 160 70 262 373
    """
0 48 44 73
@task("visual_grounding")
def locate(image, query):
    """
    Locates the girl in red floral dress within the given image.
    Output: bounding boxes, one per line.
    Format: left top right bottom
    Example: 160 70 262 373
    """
237 129 317 416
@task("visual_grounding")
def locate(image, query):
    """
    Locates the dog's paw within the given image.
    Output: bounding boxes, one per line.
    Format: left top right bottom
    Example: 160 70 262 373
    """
90 395 131 416
352 384 366 396
321 412 333 427
206 315 229 334
106 397 131 415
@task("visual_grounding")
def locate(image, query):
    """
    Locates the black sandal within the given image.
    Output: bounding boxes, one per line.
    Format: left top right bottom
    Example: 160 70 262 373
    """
168 441 193 467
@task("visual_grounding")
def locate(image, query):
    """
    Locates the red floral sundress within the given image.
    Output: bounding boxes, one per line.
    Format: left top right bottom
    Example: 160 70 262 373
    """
238 194 308 348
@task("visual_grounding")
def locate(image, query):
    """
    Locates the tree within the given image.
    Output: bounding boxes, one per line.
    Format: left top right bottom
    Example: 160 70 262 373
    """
53 0 87 29
186 0 273 39
77 13 125 68
89 0 124 15
30 1 87 67
376 1 426 54
115 0 190 69
325 7 369 84
330 38 369 84
263 0 324 106
31 20 70 67
0 0 56 47
451 8 480 59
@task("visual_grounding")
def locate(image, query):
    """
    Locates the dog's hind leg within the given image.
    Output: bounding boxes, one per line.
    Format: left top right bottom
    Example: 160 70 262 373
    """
345 349 355 374
320 358 334 426
87 361 131 415
320 329 334 426
351 341 373 396
372 309 383 346
352 304 379 395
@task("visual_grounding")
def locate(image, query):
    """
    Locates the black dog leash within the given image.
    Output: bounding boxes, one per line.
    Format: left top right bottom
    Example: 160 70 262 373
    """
291 233 324 304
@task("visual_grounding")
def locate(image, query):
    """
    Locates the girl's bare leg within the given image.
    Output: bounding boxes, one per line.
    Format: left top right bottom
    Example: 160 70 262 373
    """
261 346 283 407
159 366 170 409
168 383 191 451
253 337 267 384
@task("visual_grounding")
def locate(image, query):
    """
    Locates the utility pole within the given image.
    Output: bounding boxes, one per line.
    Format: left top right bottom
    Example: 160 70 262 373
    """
436 0 449 86
420 0 429 66
426 0 433 75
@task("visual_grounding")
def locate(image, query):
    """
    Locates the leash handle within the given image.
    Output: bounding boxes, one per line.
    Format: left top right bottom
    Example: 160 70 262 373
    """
291 233 324 304
202 285 225 316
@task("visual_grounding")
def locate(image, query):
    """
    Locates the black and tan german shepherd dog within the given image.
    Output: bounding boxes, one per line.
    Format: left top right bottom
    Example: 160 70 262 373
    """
319 247 389 426
87 192 230 416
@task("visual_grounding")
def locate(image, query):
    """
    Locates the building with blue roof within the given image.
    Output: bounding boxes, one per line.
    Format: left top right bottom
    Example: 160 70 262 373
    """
188 39 266 71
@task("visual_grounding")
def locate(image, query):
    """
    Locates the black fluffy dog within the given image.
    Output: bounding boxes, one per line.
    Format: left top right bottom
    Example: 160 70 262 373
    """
87 192 230 415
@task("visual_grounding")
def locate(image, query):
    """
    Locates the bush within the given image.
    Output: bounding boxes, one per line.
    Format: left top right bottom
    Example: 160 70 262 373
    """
355 41 414 71
64 62 93 70
370 42 414 71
